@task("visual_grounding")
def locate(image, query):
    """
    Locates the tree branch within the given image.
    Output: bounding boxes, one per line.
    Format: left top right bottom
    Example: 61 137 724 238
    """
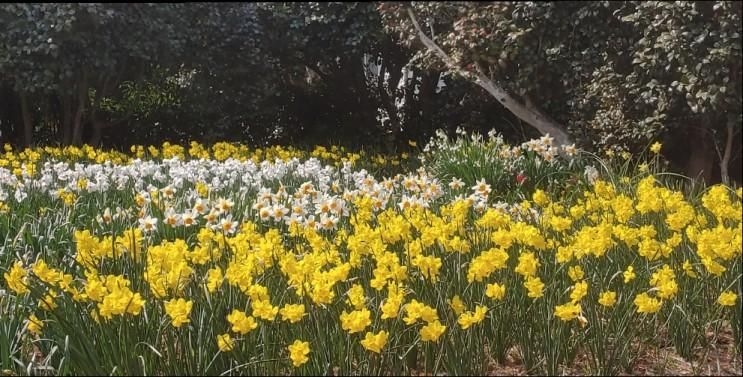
405 6 573 147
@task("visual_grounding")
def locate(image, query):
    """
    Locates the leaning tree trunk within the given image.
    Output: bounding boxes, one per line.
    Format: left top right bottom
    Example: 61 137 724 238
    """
406 7 573 147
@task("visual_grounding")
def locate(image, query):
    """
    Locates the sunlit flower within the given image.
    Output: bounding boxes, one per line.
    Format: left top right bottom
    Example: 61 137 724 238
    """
623 265 636 283
288 340 310 367
164 298 192 328
598 291 617 307
554 302 581 321
340 308 371 334
217 333 234 352
634 293 662 314
181 210 197 227
27 314 44 336
420 320 446 342
472 178 491 195
280 304 306 324
449 178 464 190
650 142 662 154
524 276 544 299
219 216 238 234
458 305 487 330
448 295 465 316
4 261 29 294
485 283 506 300
227 309 258 334
718 291 738 306
360 330 388 353
138 216 158 233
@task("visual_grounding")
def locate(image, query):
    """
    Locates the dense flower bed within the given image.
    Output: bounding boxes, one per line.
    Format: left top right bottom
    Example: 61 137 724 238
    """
0 136 740 375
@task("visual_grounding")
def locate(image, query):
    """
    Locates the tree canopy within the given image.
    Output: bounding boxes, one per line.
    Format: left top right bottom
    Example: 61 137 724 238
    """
0 1 740 183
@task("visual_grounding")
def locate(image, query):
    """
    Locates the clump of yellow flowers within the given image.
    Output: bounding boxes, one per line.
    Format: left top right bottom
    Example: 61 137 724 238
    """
1 137 741 376
288 340 311 367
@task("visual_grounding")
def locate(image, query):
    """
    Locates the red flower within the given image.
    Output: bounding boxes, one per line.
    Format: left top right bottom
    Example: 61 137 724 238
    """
516 173 527 185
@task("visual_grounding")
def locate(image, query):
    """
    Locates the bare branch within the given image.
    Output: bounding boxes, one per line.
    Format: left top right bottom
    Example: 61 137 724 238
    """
405 6 573 146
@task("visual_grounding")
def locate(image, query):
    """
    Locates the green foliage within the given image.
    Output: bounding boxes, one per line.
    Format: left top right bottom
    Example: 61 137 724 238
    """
0 294 25 374
0 2 740 185
0 3 277 146
99 77 181 119
420 129 590 203
0 3 189 93
255 2 408 146
380 1 742 177
0 3 193 145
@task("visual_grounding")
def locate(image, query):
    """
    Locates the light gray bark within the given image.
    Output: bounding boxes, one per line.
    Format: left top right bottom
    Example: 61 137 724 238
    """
406 8 573 147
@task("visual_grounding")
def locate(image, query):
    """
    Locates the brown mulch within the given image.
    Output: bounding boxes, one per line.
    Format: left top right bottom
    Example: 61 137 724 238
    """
484 329 742 376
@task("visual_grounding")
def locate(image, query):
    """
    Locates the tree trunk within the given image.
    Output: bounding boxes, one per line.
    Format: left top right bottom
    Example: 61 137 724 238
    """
418 71 438 135
0 88 16 145
719 118 736 185
90 119 104 146
686 126 714 183
61 95 73 145
406 7 573 147
20 93 33 147
71 74 88 146
87 77 109 147
377 62 403 138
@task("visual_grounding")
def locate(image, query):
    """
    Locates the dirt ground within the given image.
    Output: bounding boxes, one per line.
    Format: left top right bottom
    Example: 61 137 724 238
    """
484 327 742 376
